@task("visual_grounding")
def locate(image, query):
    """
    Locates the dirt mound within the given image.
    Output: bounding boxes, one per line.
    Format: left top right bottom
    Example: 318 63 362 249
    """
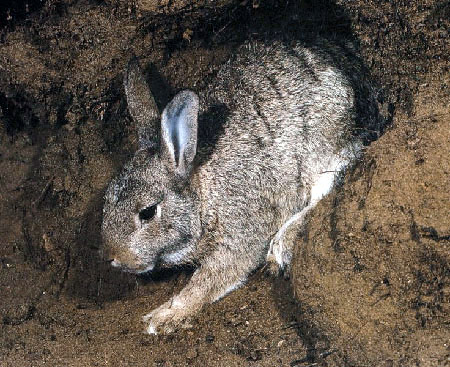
292 105 449 366
291 1 449 365
0 0 448 366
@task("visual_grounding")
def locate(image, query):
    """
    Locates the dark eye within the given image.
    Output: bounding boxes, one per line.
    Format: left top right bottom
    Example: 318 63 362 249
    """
139 205 157 222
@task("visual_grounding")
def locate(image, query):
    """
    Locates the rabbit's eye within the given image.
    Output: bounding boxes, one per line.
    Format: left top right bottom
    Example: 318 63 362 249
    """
139 205 157 222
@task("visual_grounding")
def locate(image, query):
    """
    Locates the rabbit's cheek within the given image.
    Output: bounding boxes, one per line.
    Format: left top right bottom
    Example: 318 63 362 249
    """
161 245 193 265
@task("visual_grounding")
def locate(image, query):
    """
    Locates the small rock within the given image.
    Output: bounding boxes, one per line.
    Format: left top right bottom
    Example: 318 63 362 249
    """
182 29 193 42
186 348 198 360
205 335 215 343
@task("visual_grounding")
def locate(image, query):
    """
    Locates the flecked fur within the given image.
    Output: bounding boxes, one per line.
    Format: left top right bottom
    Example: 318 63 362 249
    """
101 39 381 334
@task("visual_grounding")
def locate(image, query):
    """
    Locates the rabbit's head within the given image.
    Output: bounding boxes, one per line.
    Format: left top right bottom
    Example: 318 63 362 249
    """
101 58 201 273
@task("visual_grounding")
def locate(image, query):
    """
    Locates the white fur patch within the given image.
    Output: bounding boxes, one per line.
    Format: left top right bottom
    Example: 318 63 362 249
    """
268 210 307 267
213 279 245 302
171 298 185 308
310 170 337 202
156 204 162 218
310 143 362 204
162 246 191 264
136 263 155 274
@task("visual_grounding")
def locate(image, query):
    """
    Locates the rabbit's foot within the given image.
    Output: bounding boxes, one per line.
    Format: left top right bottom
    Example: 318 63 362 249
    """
143 298 194 335
266 233 291 277
266 210 308 276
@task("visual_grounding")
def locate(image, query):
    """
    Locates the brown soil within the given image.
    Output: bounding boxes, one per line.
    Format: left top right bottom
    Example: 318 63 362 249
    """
0 1 448 366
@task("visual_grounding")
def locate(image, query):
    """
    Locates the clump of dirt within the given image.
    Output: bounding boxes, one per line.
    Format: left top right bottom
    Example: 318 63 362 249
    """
0 0 448 366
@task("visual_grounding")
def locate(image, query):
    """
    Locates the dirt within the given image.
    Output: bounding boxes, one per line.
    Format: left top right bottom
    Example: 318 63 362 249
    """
0 0 448 366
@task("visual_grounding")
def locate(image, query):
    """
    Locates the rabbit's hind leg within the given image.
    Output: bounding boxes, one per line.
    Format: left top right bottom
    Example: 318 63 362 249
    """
266 151 351 275
266 204 313 277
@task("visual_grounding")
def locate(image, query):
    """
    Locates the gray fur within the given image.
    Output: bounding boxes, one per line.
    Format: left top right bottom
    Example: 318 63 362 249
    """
101 39 380 334
124 57 160 147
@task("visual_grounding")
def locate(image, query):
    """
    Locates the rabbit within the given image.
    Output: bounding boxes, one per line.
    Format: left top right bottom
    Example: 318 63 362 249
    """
101 38 381 334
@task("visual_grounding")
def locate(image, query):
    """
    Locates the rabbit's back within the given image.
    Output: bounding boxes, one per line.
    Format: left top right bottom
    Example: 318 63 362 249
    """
200 42 360 200
192 40 369 253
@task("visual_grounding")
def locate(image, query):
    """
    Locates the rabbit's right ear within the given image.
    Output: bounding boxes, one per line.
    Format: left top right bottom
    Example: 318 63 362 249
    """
161 91 199 179
124 57 160 147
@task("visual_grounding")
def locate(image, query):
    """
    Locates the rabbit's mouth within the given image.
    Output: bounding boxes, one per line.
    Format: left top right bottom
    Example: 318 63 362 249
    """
136 263 156 274
110 259 155 274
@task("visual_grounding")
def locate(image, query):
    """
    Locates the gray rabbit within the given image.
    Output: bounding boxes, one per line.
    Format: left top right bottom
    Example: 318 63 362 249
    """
101 39 380 334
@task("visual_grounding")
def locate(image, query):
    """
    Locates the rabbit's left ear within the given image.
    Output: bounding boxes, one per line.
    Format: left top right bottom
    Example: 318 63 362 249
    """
161 90 199 178
124 57 160 148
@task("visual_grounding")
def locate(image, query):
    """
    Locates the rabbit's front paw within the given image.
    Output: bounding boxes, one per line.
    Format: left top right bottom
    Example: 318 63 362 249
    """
143 298 193 335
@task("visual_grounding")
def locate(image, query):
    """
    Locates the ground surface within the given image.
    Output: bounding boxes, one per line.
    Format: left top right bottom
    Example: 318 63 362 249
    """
0 1 448 366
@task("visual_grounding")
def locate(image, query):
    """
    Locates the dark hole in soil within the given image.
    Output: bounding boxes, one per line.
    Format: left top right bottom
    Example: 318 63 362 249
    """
0 0 46 29
0 90 40 135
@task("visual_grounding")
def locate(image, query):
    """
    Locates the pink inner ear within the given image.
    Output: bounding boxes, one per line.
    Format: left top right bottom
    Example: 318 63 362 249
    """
161 91 199 175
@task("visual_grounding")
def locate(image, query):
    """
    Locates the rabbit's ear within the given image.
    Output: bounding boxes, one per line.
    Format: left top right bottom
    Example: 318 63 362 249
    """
161 91 199 178
124 57 160 147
